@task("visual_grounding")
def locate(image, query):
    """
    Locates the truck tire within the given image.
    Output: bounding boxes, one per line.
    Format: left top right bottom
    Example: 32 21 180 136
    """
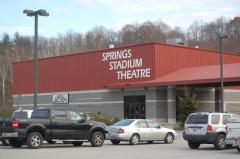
1 138 10 146
111 140 120 145
9 139 24 148
72 141 83 146
214 134 226 150
27 132 43 149
237 147 240 152
188 141 200 149
90 131 104 147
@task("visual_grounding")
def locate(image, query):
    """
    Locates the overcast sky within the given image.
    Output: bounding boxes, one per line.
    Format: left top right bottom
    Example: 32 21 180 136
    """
0 0 240 37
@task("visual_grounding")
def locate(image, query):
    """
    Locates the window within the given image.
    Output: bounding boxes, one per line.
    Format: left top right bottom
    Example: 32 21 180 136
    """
69 111 82 121
113 119 134 126
211 115 220 124
223 115 231 125
51 110 67 120
147 120 160 128
186 114 208 124
231 115 240 122
136 120 148 128
31 109 49 119
13 111 28 119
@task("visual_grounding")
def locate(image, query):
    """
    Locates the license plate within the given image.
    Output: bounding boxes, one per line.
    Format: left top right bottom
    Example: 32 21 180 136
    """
2 132 18 137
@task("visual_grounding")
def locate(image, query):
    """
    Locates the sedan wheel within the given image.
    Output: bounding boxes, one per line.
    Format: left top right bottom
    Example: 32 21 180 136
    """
129 134 139 145
164 133 174 144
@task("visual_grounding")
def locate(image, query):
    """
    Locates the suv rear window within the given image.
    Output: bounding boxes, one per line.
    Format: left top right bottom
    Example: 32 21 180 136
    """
13 111 28 119
186 114 208 124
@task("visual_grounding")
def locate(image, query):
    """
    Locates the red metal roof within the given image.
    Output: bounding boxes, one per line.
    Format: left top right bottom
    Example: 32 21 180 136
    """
107 63 240 88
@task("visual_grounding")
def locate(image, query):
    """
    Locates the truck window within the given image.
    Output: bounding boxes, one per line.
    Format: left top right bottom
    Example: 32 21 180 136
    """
31 109 49 119
69 111 82 121
51 110 67 120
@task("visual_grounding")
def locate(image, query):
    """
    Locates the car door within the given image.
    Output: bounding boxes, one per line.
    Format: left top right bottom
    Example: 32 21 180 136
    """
67 111 92 139
135 120 151 141
146 120 163 140
51 110 72 139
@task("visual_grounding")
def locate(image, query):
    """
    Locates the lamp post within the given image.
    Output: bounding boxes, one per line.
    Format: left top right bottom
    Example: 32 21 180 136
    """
219 34 228 113
23 9 49 108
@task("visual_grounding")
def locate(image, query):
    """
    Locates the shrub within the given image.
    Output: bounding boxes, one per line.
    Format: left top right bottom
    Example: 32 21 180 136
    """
93 114 120 126
0 106 13 117
177 87 198 127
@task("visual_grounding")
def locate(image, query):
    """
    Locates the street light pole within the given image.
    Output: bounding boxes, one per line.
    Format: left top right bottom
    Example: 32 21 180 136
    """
219 34 228 113
23 9 49 109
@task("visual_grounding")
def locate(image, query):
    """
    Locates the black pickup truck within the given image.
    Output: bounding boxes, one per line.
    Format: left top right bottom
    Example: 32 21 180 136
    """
0 108 107 149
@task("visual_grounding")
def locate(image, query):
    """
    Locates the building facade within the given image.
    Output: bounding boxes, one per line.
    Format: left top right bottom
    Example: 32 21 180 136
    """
12 43 240 124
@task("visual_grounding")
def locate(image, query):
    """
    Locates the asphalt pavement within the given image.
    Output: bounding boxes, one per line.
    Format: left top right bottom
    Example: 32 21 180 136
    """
0 131 239 159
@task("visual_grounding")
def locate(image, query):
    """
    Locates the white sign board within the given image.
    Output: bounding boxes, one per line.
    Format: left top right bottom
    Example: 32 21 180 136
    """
52 94 69 104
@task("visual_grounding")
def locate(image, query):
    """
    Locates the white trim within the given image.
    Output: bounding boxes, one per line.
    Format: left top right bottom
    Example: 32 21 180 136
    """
70 101 124 105
198 100 240 104
77 98 103 101
198 101 215 104
13 89 113 97
146 99 176 103
13 87 158 98
224 89 240 93
13 100 124 107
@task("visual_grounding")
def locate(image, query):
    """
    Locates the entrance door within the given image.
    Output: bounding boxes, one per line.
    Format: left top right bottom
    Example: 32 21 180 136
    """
124 95 146 119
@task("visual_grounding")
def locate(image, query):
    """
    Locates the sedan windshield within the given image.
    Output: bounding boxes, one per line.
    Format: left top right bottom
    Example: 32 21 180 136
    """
113 119 135 126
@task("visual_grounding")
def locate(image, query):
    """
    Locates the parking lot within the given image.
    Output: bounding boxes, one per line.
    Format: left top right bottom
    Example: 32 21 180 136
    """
0 132 239 159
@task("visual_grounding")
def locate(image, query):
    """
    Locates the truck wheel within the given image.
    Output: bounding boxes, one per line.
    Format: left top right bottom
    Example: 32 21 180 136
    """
9 139 24 148
2 138 10 146
129 134 140 145
72 141 83 146
188 141 200 149
111 140 120 145
214 134 226 150
90 131 104 147
27 132 43 149
237 147 240 152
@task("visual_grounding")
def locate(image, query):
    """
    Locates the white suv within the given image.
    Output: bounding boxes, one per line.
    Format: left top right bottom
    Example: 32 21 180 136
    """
183 112 240 150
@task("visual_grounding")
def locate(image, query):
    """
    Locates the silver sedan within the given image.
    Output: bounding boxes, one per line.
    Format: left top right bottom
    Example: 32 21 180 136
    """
107 119 177 145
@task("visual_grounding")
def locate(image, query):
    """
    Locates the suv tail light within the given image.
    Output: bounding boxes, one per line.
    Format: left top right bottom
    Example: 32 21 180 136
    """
117 128 124 134
207 124 213 133
12 120 19 129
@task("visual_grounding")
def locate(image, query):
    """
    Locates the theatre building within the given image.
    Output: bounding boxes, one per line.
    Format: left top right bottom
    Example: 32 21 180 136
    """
12 42 240 125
